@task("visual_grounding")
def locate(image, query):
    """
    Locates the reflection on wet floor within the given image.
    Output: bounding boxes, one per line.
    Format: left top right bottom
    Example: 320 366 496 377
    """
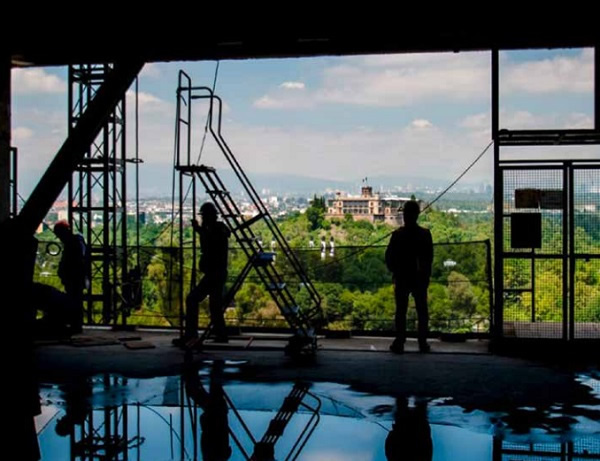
36 362 600 460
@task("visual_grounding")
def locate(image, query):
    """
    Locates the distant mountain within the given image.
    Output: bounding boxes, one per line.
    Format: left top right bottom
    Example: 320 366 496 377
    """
136 164 490 198
137 165 354 197
19 163 490 201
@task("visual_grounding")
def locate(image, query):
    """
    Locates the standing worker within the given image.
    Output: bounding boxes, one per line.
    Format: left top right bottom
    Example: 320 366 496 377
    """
53 220 88 334
385 201 433 354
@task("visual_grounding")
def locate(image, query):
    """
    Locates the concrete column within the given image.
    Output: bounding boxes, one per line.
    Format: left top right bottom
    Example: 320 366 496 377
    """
0 54 10 223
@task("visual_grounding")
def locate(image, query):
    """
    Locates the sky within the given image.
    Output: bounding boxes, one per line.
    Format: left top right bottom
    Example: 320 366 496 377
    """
10 47 597 198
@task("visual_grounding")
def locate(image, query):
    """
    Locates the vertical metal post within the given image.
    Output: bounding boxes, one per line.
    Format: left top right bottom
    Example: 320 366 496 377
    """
563 163 570 340
595 45 599 131
178 164 184 333
135 79 141 271
0 53 10 223
103 118 112 323
121 96 128 327
531 249 536 322
485 239 494 333
492 49 503 340
568 163 575 340
67 66 74 229
10 147 17 218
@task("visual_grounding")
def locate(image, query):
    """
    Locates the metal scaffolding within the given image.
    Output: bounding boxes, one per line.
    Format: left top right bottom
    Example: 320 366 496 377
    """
68 64 129 326
492 47 600 341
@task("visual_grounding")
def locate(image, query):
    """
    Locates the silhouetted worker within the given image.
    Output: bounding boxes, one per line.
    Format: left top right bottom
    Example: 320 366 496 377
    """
385 397 432 461
54 220 88 334
181 202 230 345
385 201 433 353
184 361 231 461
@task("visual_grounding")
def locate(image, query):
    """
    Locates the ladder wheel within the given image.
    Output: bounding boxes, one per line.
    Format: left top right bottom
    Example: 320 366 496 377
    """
284 335 317 358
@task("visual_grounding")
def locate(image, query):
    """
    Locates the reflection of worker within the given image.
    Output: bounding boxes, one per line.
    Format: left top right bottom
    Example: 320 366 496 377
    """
184 361 231 461
54 377 92 438
385 397 432 461
385 201 433 354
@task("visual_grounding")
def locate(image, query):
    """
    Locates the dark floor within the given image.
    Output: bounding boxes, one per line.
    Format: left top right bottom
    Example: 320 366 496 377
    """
34 328 600 417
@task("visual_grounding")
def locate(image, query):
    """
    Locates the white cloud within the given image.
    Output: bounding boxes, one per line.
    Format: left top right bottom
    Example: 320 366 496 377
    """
502 48 593 94
459 109 594 135
254 52 490 109
140 63 162 78
459 113 489 130
280 81 305 90
125 90 170 114
12 68 66 94
564 113 594 129
410 119 433 129
217 120 493 183
302 451 371 461
253 49 593 112
316 52 490 106
253 94 314 110
12 126 34 141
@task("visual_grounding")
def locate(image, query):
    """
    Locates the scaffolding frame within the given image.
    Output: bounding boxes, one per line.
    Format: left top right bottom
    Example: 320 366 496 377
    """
492 46 600 341
68 64 129 326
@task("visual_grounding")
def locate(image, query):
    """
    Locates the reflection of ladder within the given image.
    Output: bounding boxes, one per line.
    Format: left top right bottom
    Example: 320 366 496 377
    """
252 383 321 461
175 71 322 356
217 382 320 461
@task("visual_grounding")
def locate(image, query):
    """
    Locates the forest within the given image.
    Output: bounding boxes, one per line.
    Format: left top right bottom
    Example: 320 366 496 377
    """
33 197 600 334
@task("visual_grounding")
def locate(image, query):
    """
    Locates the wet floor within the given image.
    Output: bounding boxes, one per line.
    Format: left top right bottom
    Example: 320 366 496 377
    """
35 361 600 460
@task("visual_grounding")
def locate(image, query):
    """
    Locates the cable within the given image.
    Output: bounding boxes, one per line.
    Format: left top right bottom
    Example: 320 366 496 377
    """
135 77 141 269
195 61 220 165
312 140 494 271
151 61 222 247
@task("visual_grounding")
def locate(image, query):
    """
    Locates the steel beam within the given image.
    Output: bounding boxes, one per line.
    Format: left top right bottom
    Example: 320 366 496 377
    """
18 60 143 235
0 53 10 223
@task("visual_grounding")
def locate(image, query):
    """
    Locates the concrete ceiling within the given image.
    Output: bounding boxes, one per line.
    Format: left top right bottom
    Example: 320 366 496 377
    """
9 22 599 67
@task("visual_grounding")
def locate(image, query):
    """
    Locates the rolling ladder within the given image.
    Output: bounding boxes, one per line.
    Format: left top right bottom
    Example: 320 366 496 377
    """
175 71 322 356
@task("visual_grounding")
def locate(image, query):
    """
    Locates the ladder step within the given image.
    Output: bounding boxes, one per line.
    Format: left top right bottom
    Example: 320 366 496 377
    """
237 237 261 243
233 212 264 232
206 189 230 195
281 305 299 315
268 283 286 291
175 165 215 174
266 420 287 437
281 396 302 413
254 252 276 266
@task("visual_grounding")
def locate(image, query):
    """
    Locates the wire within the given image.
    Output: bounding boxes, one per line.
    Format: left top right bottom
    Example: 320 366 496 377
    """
135 77 141 269
311 140 494 271
151 61 222 247
196 61 220 165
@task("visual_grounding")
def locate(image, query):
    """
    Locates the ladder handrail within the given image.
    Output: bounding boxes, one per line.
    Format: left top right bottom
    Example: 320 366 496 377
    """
183 86 321 309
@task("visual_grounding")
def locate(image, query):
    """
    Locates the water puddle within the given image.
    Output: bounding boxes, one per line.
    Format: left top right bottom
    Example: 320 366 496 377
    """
35 364 600 460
